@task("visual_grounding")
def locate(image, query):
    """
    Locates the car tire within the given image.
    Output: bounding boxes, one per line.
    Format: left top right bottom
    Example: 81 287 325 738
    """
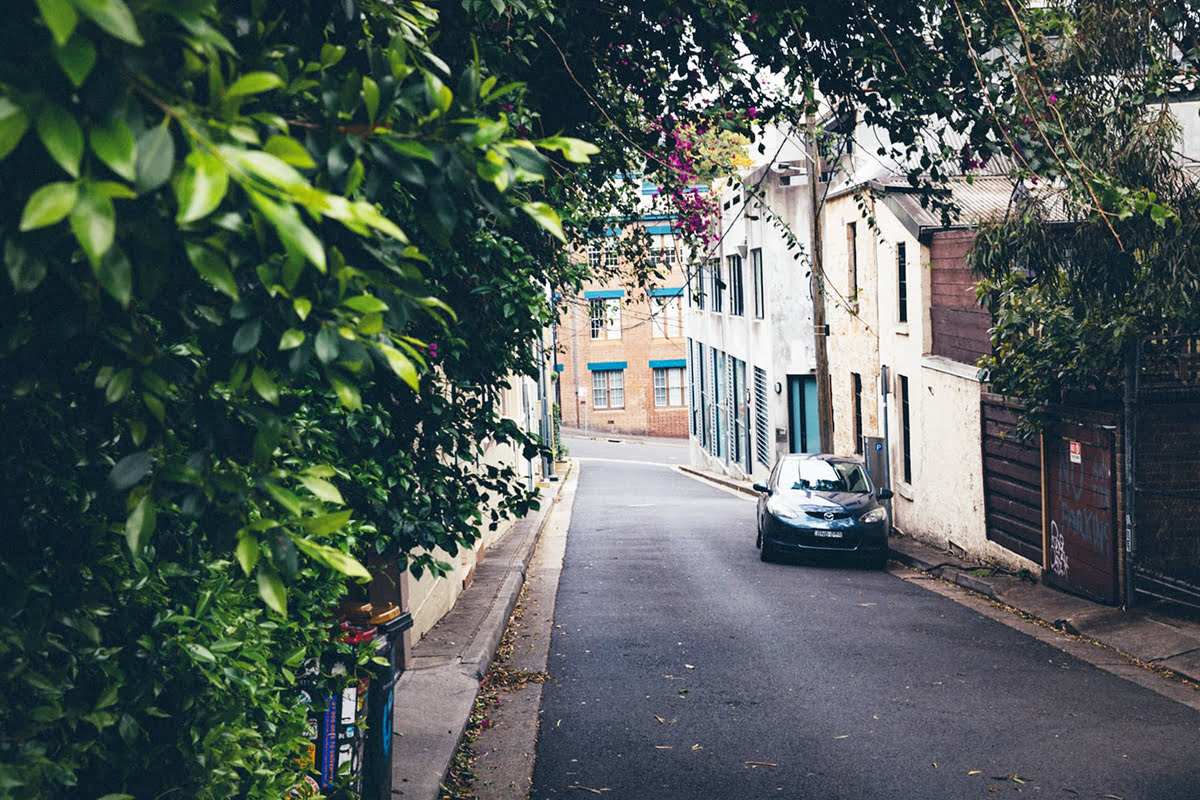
755 526 763 550
871 553 889 571
760 538 774 563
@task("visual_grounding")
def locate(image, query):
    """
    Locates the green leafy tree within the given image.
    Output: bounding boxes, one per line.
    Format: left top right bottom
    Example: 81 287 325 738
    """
969 0 1200 431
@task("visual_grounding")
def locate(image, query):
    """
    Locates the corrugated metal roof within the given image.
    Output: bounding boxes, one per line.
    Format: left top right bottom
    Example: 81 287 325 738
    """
877 176 1020 231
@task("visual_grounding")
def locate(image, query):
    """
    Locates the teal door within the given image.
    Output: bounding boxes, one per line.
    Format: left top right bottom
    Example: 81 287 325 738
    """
787 375 819 454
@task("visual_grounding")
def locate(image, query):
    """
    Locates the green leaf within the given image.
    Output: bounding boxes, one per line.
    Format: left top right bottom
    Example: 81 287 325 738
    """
328 371 362 411
314 325 339 364
125 494 156 557
225 148 306 191
183 642 216 664
264 135 316 169
279 328 305 350
362 76 380 123
5 238 48 293
342 294 389 314
70 0 144 45
70 184 116 263
251 366 279 405
52 35 97 87
232 319 262 354
90 118 137 182
0 98 30 161
248 190 325 272
256 567 287 615
37 0 79 45
104 366 133 403
235 535 259 576
294 297 312 321
377 342 419 390
92 181 136 199
521 201 566 242
136 122 175 192
262 481 303 517
319 44 346 68
298 475 343 504
142 392 164 424
535 136 600 163
20 181 79 230
293 538 370 580
175 150 229 222
225 71 285 98
185 242 239 299
108 450 151 489
298 510 353 536
94 246 133 307
37 104 84 177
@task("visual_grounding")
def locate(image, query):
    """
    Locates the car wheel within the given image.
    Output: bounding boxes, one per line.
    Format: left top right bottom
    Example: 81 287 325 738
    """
760 538 774 563
871 553 889 571
755 525 763 550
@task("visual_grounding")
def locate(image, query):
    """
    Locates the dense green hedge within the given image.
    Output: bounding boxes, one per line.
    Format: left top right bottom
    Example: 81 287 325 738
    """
0 1 589 796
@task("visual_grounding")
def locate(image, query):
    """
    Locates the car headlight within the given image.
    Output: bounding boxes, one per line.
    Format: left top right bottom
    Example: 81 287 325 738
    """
766 497 804 520
859 507 887 524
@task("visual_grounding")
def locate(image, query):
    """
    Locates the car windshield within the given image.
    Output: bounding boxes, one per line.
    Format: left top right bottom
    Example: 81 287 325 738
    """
776 459 871 494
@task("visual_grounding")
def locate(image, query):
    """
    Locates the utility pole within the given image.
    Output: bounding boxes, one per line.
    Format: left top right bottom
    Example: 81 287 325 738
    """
806 114 834 453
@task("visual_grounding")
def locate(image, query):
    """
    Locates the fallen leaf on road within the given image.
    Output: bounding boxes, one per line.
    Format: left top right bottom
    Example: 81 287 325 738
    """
744 761 778 768
567 785 609 795
654 745 673 750
654 715 666 724
834 735 849 740
968 770 982 776
685 664 695 669
858 603 875 607
692 744 703 751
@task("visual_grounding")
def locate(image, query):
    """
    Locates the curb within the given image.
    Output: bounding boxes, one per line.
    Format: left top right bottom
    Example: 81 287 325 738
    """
391 463 571 800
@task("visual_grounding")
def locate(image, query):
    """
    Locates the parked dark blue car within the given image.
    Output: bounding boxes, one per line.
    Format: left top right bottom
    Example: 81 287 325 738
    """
753 454 893 569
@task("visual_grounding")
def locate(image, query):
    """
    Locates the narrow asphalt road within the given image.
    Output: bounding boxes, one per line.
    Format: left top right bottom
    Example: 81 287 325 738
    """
529 450 1200 799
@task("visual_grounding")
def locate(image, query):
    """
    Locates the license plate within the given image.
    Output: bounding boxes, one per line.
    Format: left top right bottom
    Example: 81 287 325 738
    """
813 530 843 539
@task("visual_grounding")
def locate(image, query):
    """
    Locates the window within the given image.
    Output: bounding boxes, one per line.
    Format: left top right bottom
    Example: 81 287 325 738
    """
710 258 723 313
712 348 725 458
687 339 698 435
897 242 908 324
593 369 624 409
588 242 603 269
652 294 682 338
852 373 863 454
694 262 706 310
732 358 748 470
754 366 771 467
653 367 684 406
728 254 745 316
751 247 765 319
899 373 912 483
847 222 858 305
589 298 621 340
656 246 677 264
605 242 618 268
698 346 709 448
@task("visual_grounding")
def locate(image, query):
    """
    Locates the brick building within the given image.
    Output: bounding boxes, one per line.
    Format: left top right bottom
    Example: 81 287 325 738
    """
555 224 691 439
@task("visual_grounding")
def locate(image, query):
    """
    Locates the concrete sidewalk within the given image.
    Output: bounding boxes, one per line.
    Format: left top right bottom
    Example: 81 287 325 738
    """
390 464 571 800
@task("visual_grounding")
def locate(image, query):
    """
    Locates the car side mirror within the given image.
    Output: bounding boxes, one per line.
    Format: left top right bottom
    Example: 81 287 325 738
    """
752 482 769 494
877 488 894 500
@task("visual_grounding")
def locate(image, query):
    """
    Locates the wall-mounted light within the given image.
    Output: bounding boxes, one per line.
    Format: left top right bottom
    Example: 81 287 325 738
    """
774 381 783 395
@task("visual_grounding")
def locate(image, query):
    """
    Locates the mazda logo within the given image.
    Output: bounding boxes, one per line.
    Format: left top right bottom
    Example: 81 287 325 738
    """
823 511 836 520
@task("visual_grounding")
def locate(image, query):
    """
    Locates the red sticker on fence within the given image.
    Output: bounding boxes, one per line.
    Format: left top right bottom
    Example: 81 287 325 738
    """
1069 440 1082 464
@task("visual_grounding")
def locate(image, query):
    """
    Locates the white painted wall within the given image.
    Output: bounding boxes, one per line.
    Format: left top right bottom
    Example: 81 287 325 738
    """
686 158 817 481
